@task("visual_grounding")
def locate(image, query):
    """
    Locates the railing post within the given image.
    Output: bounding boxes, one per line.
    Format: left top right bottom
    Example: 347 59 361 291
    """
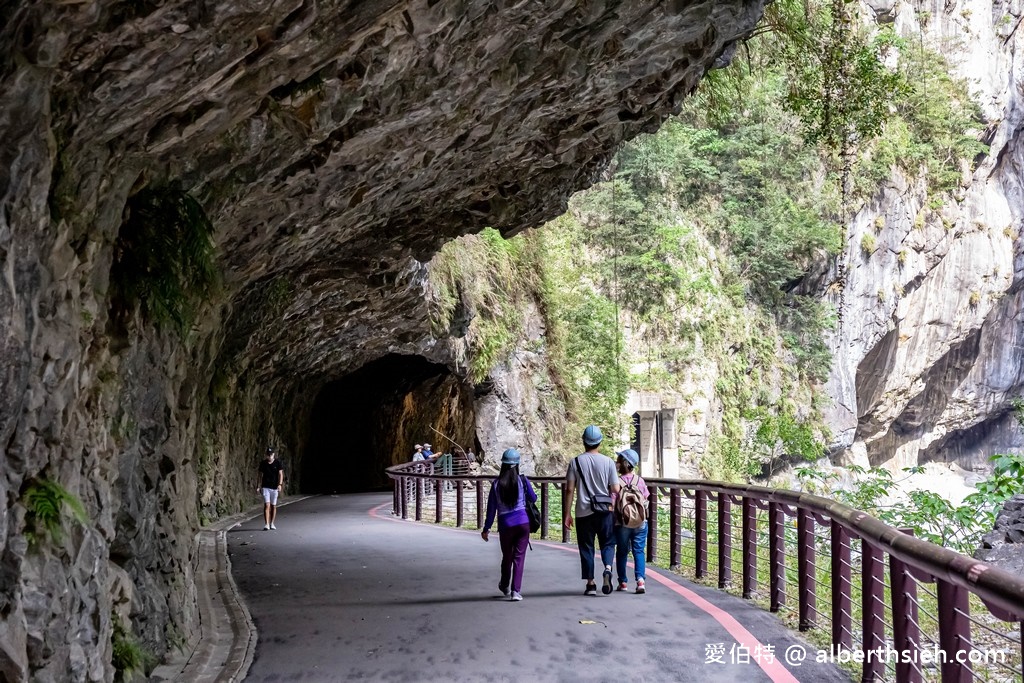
769 502 784 612
862 541 884 683
695 490 708 579
456 481 464 528
393 479 399 515
647 486 659 563
476 480 484 529
937 579 973 683
400 477 408 519
415 477 423 521
718 494 732 589
561 482 570 544
797 508 816 631
890 531 921 683
742 497 756 599
541 483 549 540
435 477 443 523
831 521 852 650
670 488 681 570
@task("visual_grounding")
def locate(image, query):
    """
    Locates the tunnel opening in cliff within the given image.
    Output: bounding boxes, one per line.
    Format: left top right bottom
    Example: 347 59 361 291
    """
301 354 476 493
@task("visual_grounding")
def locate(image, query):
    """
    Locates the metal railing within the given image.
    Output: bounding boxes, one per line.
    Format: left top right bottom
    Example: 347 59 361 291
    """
386 462 1024 682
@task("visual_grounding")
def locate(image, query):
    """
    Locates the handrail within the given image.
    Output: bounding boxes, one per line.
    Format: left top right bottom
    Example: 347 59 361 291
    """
387 461 1024 681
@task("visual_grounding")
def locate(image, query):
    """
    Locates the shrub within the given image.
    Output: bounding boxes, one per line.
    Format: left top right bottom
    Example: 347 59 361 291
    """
22 478 88 547
110 186 218 335
112 619 156 682
860 233 877 255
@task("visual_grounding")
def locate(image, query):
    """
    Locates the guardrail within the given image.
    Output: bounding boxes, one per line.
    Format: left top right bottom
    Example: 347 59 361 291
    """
387 461 1024 682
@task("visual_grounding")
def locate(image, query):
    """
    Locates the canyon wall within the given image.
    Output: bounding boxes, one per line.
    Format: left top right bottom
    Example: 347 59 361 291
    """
0 1 765 679
825 0 1024 472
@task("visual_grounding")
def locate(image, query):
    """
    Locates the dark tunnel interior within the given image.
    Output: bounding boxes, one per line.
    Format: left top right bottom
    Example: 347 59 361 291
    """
300 354 476 493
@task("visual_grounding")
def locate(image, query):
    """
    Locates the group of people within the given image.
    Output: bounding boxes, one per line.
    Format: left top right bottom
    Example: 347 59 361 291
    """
480 424 649 601
411 443 435 460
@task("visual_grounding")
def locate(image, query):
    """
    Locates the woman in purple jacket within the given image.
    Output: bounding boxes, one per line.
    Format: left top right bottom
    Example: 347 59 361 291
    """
481 448 537 602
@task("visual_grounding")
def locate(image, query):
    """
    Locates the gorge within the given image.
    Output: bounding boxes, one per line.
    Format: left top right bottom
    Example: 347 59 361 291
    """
4 0 1024 680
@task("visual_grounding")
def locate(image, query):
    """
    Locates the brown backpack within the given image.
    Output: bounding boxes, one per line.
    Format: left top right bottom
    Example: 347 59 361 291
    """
616 474 646 529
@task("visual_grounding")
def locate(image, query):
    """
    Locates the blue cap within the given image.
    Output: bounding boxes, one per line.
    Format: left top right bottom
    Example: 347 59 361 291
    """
501 448 521 465
617 449 639 467
582 425 603 447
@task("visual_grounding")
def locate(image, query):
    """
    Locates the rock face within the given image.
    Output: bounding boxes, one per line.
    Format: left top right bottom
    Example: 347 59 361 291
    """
0 1 765 679
473 300 568 475
825 0 1024 472
976 494 1024 574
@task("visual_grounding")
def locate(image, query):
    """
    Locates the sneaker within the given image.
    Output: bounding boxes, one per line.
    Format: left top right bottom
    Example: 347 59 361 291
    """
510 591 523 602
270 524 277 530
584 583 597 596
263 524 270 530
499 584 510 597
602 567 613 595
636 579 646 594
616 582 628 592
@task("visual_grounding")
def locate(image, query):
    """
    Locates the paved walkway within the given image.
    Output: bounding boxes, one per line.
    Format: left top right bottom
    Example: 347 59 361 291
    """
227 494 850 682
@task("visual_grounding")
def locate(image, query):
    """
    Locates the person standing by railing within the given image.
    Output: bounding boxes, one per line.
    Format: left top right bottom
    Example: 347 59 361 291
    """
481 448 536 602
613 449 649 594
564 425 621 596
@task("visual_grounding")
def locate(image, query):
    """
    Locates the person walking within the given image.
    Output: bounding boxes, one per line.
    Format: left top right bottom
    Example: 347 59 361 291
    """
481 448 536 602
257 446 285 530
613 449 650 594
563 425 620 596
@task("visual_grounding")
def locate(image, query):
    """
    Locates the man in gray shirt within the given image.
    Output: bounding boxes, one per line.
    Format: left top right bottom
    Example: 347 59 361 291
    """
563 425 621 595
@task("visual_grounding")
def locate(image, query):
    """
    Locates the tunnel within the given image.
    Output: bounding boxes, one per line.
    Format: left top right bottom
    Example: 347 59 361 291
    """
301 354 477 493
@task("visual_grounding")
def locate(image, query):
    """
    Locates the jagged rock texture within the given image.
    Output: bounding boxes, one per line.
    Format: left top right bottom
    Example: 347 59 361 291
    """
824 0 1024 471
0 0 765 679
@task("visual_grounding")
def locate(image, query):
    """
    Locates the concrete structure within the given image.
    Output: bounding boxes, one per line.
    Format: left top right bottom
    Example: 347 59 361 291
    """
624 390 680 479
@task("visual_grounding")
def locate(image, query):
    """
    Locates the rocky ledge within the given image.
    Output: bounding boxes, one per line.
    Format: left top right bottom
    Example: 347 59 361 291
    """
0 1 765 679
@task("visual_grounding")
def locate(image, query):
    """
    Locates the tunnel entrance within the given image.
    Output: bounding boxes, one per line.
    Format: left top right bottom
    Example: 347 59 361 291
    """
301 354 476 493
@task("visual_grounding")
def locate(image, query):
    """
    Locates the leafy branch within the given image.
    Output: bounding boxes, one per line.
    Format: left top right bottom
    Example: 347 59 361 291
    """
22 478 88 547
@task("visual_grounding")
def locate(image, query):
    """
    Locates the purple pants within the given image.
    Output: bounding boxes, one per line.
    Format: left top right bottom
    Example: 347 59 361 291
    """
498 523 531 593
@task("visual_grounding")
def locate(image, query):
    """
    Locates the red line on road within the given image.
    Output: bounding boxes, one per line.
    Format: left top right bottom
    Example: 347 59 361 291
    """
369 503 797 682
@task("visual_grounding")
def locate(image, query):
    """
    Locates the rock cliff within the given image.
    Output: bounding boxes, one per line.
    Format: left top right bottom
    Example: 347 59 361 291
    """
0 1 765 679
825 0 1024 472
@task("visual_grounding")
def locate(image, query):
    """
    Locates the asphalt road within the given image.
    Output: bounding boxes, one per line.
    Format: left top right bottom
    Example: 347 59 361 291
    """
228 493 851 683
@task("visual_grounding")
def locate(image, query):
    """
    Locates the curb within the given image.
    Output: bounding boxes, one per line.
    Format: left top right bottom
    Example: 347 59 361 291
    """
150 496 311 682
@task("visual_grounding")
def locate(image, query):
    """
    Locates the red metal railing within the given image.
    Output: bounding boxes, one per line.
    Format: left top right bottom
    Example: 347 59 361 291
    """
386 463 1024 682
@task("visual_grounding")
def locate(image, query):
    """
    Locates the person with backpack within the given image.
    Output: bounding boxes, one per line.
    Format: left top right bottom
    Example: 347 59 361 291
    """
564 425 620 596
613 448 650 593
481 448 537 601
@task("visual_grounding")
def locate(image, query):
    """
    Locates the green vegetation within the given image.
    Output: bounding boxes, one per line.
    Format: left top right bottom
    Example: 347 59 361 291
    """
111 186 218 335
428 0 984 480
112 619 155 682
796 454 1024 553
22 478 88 548
429 227 542 384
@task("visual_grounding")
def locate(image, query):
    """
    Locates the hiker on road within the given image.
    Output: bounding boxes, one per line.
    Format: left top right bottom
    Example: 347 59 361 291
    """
257 447 284 530
481 448 537 602
563 425 620 596
613 448 650 594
